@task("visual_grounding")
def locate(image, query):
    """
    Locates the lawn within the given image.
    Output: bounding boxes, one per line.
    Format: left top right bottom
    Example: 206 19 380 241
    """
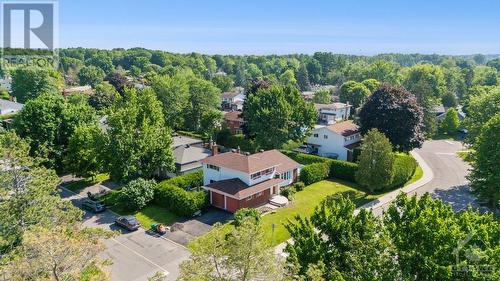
65 173 110 192
260 180 379 246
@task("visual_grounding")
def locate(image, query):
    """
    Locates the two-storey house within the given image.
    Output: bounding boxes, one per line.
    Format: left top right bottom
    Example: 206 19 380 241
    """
221 88 245 111
202 148 300 213
314 102 352 125
306 120 361 161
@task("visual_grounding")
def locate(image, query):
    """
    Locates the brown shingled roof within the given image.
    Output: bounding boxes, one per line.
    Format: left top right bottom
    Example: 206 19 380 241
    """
325 120 359 137
206 178 283 199
202 149 300 174
224 111 243 122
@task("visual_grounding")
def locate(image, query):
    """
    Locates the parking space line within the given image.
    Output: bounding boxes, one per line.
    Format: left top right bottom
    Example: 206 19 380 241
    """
111 237 170 276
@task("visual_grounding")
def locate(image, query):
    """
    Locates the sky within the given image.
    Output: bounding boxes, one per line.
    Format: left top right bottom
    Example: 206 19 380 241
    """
57 0 500 55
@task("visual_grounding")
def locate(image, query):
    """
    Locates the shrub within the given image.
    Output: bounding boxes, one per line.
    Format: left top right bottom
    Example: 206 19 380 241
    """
280 186 296 200
300 163 330 185
154 182 207 217
328 160 358 182
119 178 156 210
163 171 203 190
387 153 417 189
281 150 329 165
234 208 261 227
293 181 305 191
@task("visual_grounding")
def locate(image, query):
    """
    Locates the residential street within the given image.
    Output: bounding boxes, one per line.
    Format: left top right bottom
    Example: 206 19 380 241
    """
370 140 484 216
59 187 190 281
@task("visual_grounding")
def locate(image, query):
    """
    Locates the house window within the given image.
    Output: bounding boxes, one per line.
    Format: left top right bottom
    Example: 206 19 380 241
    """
324 135 328 139
314 133 319 138
207 164 219 171
251 172 261 180
280 171 291 180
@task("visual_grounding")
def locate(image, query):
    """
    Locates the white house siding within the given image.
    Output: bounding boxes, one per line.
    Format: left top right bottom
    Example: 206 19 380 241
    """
306 127 361 161
203 165 250 186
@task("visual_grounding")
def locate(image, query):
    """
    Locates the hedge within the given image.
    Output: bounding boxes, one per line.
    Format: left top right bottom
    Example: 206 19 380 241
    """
300 162 330 185
162 171 203 190
154 182 207 217
387 153 418 189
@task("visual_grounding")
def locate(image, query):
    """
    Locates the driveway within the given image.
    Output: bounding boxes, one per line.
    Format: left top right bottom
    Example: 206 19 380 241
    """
59 186 190 281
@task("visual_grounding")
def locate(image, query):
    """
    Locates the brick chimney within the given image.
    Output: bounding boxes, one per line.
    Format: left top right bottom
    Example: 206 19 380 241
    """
211 142 218 156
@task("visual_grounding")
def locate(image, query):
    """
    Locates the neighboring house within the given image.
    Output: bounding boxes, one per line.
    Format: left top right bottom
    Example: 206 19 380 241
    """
306 120 361 161
0 76 12 92
224 111 244 134
301 91 315 101
314 102 352 125
162 135 212 178
62 85 93 97
0 99 23 116
436 106 466 122
202 148 301 213
221 88 245 111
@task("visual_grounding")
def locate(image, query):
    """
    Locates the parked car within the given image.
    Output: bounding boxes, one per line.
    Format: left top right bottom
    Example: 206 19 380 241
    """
115 216 140 231
81 198 106 213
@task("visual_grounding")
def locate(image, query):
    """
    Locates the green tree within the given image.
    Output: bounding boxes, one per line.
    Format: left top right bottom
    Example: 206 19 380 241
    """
88 81 120 110
361 78 381 93
150 73 190 130
184 77 221 131
355 129 395 192
0 131 82 252
472 65 498 86
486 58 500 71
279 69 297 87
359 85 425 152
468 114 500 212
242 85 317 149
441 91 458 108
64 124 104 179
178 218 285 281
78 65 105 87
212 73 234 92
403 64 447 135
440 108 460 134
104 88 174 182
11 67 60 103
13 93 97 170
199 109 223 140
384 193 499 281
463 87 500 144
119 178 156 210
338 81 371 109
286 195 399 280
296 64 311 91
365 60 400 84
312 89 331 104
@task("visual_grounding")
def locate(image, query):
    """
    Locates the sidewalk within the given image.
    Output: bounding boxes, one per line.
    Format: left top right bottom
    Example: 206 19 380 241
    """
275 150 434 256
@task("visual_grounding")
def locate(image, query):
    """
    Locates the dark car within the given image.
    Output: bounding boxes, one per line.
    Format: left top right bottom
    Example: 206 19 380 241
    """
115 216 140 231
81 198 106 213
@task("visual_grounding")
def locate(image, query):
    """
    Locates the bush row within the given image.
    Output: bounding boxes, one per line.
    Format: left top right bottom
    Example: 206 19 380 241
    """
282 150 358 182
154 182 207 217
300 162 330 185
387 153 418 189
162 170 203 190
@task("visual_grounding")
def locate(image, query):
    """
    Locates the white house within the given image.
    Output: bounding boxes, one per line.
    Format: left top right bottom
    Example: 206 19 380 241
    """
201 148 300 213
221 87 245 111
306 120 361 161
314 102 352 125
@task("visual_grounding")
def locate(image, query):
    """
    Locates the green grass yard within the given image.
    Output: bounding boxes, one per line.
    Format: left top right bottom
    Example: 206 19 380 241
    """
261 180 380 246
65 173 110 192
404 166 423 187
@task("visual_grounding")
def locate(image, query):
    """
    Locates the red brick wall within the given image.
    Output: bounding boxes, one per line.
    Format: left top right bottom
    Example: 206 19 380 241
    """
226 196 239 213
211 191 225 209
225 120 242 135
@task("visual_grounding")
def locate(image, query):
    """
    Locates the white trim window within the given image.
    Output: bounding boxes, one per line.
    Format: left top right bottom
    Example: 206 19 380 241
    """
280 170 292 180
207 164 220 171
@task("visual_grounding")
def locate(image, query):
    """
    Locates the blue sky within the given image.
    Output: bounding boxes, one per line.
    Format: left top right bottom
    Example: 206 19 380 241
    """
59 0 500 55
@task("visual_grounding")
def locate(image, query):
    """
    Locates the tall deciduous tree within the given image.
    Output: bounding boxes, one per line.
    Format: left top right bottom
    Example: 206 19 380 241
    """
440 108 460 134
88 81 120 110
312 89 331 104
104 88 174 182
297 64 311 91
468 113 500 212
358 85 425 152
11 67 60 103
150 73 190 130
78 65 105 87
178 218 286 281
183 77 221 131
463 87 500 144
338 81 371 109
403 64 447 135
64 124 104 179
286 195 399 280
355 129 395 192
242 85 317 149
13 93 97 170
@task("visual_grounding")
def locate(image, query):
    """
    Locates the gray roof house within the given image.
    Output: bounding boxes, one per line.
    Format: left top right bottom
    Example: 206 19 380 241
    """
0 99 23 116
